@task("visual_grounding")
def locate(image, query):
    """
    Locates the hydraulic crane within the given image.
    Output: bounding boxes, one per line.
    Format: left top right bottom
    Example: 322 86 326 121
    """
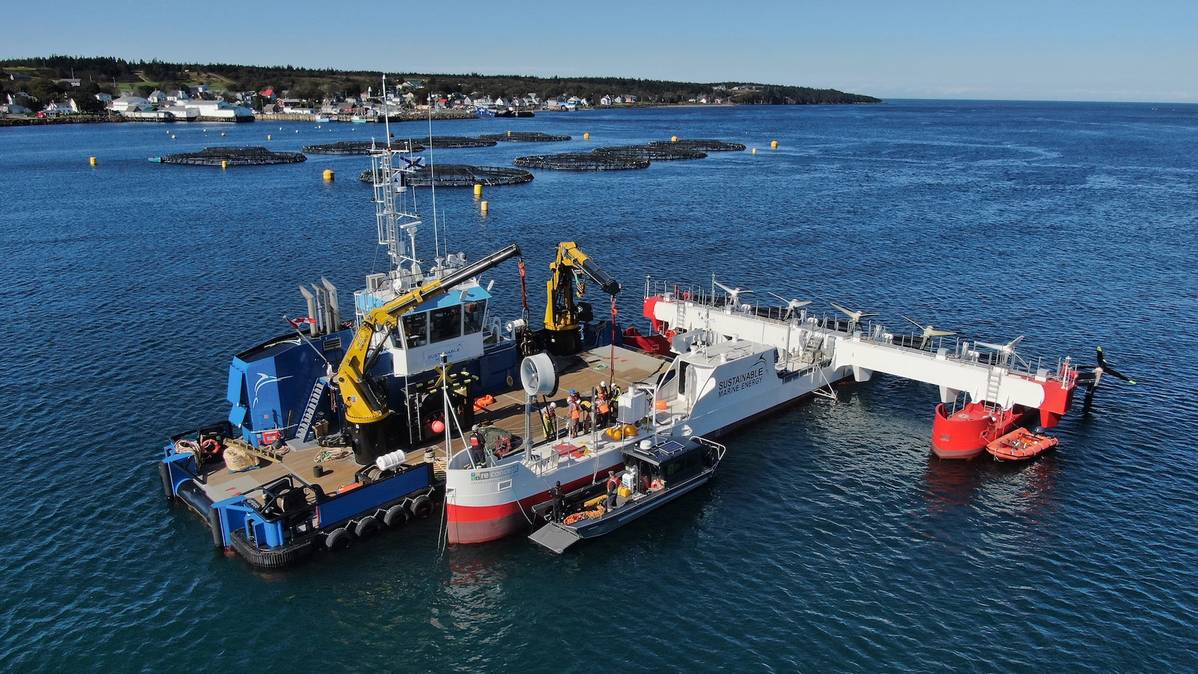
543 241 621 355
336 243 522 462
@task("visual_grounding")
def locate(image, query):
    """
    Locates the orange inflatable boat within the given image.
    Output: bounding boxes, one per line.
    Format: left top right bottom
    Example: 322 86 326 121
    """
986 427 1059 461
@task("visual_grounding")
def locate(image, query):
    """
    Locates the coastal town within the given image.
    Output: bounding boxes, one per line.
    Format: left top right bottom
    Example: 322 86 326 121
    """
1 73 769 124
0 57 878 125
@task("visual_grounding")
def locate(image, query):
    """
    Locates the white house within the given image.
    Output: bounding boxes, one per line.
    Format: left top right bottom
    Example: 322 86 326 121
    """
147 90 167 105
110 96 153 114
0 103 31 115
599 95 613 106
43 100 76 116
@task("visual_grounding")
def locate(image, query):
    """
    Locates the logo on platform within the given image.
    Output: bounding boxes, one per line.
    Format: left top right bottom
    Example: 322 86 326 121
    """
253 372 293 407
717 356 767 397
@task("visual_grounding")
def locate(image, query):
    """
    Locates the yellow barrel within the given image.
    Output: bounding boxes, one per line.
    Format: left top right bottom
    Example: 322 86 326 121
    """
670 135 678 143
583 131 590 140
221 160 228 170
88 156 97 166
473 183 483 198
480 200 489 213
323 169 335 182
770 139 779 149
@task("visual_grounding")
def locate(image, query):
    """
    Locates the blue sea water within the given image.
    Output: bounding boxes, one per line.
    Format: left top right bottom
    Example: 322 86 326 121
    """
0 100 1196 672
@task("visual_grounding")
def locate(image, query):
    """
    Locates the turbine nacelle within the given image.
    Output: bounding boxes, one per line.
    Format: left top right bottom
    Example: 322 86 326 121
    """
713 278 753 309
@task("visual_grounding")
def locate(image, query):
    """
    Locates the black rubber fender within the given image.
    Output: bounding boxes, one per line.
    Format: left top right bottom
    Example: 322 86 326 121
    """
354 515 380 539
325 527 352 550
230 530 315 569
158 462 174 502
206 507 223 548
383 503 408 528
409 494 433 519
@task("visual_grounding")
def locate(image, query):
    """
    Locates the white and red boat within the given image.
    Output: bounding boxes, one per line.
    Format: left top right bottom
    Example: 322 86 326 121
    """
447 274 1098 543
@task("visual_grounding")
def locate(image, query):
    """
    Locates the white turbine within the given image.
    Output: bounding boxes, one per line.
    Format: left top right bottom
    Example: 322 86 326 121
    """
713 278 753 309
901 315 956 349
830 302 877 331
768 291 812 320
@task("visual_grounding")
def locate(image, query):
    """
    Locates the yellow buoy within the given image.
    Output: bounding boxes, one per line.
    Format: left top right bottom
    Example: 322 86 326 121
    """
583 132 590 140
770 139 779 149
473 183 483 198
671 135 678 143
480 200 489 213
323 169 335 182
751 148 757 155
221 160 228 170
88 156 97 166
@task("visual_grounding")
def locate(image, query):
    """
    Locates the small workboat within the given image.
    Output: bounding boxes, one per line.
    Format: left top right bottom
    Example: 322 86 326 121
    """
528 436 725 554
985 427 1059 461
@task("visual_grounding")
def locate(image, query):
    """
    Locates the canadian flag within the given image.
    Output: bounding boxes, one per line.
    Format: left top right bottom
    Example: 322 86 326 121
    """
288 316 317 328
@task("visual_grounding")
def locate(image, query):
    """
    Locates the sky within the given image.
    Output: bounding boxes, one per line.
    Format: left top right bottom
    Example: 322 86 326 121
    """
4 0 1197 103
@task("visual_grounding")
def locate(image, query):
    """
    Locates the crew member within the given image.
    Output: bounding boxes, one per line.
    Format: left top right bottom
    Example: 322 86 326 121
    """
567 390 582 438
595 389 610 428
605 470 620 511
551 481 564 522
468 427 485 466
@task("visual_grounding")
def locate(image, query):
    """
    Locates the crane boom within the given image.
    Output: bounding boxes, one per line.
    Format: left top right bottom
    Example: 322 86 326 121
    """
336 243 522 427
543 241 620 355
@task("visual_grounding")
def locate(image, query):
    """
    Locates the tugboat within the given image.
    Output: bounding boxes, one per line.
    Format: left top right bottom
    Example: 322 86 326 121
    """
528 436 726 554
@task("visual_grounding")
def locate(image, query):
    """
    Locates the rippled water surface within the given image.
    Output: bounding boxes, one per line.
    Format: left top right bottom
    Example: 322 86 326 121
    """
1 101 1196 671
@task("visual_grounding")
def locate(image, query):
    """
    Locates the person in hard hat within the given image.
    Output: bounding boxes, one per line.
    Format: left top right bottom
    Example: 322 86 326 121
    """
595 386 611 429
542 401 559 440
567 390 582 438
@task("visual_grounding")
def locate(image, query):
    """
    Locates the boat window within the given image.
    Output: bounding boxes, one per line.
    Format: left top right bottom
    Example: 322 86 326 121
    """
402 312 428 347
462 300 487 334
430 306 462 342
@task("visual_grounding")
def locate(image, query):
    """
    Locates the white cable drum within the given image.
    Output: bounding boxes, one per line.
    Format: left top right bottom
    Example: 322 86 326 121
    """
375 449 408 472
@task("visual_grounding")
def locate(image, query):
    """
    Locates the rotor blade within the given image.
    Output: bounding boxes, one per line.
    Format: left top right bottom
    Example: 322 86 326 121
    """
901 314 925 329
1096 346 1107 368
1007 335 1025 350
974 341 1002 351
713 279 734 295
1102 364 1136 384
927 328 956 338
829 302 855 319
767 291 788 304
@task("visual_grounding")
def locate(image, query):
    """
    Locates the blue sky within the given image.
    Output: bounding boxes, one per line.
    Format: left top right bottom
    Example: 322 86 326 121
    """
5 0 1196 102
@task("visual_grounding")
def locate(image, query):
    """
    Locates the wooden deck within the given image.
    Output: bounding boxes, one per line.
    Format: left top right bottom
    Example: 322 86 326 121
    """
194 345 668 503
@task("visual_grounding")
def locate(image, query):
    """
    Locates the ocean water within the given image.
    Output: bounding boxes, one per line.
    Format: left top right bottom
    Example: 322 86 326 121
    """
1 100 1196 672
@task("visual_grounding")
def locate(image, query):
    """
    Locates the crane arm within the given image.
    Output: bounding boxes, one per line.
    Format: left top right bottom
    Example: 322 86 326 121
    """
544 241 620 331
336 243 522 424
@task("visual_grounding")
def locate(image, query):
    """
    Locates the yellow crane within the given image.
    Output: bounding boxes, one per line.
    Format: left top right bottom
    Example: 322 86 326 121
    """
543 241 621 355
336 243 522 460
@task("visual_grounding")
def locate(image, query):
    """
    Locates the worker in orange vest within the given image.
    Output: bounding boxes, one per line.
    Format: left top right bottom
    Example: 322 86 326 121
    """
595 390 610 428
567 389 582 438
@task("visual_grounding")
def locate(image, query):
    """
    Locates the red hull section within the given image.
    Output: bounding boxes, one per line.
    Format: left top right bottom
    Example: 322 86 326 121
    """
447 469 621 544
931 402 1035 459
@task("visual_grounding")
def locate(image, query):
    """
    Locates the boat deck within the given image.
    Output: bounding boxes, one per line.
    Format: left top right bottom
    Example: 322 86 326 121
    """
193 345 668 503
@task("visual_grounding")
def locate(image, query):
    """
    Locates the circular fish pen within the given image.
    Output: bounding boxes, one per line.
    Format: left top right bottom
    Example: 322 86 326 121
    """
591 144 708 161
480 132 572 143
358 164 533 187
513 153 649 171
649 139 747 152
303 140 422 154
159 146 307 166
425 136 499 148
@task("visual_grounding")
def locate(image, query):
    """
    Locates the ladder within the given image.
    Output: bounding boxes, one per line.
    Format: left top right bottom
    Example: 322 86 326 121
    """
675 296 688 332
984 367 1003 410
295 376 329 443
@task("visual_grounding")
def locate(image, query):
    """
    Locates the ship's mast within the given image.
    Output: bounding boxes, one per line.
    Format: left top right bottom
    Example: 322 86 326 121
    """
371 73 423 292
